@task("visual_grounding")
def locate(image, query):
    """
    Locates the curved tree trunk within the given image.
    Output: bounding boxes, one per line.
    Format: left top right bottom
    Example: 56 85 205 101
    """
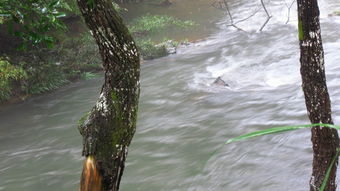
297 0 339 190
76 0 140 190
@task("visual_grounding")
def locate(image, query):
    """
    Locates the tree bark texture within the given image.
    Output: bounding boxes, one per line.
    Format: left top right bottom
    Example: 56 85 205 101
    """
297 0 339 190
77 0 140 190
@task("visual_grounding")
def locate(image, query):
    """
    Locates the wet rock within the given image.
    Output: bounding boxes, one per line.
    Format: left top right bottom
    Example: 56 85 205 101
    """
328 11 340 17
163 40 177 54
179 41 193 47
213 76 229 87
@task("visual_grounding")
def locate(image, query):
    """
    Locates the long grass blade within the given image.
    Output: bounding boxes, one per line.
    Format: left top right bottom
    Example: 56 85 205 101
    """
319 148 340 191
225 123 340 144
225 123 340 190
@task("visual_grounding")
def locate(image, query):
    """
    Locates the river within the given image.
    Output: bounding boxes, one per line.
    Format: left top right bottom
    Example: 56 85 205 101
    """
1 0 340 190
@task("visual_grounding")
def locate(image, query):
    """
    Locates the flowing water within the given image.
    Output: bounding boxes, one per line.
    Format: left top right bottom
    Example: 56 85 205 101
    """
1 0 340 190
121 0 224 42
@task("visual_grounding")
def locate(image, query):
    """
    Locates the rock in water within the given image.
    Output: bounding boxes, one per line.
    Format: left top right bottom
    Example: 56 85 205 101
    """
163 40 176 54
213 77 229 86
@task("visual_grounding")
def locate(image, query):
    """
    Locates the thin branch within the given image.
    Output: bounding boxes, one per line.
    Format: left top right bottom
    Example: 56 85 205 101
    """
217 0 250 31
223 0 246 31
218 6 261 26
226 24 247 32
284 0 296 24
259 0 272 31
234 7 262 25
212 0 272 32
224 0 233 23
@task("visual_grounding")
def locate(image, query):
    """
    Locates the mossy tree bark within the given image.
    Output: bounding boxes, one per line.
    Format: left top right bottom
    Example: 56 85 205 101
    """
297 0 339 190
76 0 140 190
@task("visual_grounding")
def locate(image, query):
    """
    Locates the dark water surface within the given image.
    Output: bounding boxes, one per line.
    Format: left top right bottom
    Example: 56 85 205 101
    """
1 0 340 190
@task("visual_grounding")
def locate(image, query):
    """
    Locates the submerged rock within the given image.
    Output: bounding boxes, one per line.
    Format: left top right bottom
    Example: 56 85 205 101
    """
213 76 229 87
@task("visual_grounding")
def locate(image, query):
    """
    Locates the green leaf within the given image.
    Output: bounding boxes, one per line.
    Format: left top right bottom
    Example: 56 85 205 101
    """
44 37 54 48
225 123 340 144
54 12 66 18
49 0 60 8
61 2 72 11
86 0 95 8
17 43 27 51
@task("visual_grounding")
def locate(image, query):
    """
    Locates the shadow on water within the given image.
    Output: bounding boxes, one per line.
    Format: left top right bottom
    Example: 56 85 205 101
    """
1 0 340 190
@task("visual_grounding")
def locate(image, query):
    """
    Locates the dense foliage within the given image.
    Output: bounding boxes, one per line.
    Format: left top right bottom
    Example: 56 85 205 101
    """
0 0 197 103
0 59 26 100
0 0 101 102
128 14 196 59
129 14 196 35
0 0 71 48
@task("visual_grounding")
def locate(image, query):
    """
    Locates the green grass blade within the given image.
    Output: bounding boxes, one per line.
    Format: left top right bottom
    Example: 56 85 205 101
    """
225 124 310 144
320 148 340 191
225 123 340 144
225 123 340 190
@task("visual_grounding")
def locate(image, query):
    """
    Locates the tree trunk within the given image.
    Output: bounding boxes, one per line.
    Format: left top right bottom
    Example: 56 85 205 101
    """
297 0 339 190
76 0 140 190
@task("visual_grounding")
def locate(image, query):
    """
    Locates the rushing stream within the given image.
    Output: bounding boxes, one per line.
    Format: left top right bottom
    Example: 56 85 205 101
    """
1 0 340 190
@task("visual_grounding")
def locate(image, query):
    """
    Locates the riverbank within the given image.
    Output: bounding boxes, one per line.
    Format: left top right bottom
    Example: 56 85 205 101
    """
1 0 340 190
0 0 223 105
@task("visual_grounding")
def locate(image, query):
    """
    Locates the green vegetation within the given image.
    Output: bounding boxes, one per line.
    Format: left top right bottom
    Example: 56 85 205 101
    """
52 33 102 74
0 31 102 103
129 14 196 35
0 1 197 103
225 123 340 144
22 32 101 94
0 0 85 102
22 61 68 94
136 39 167 59
0 59 26 101
82 72 100 80
135 39 179 59
0 0 70 48
320 148 340 191
298 19 304 41
128 14 196 59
